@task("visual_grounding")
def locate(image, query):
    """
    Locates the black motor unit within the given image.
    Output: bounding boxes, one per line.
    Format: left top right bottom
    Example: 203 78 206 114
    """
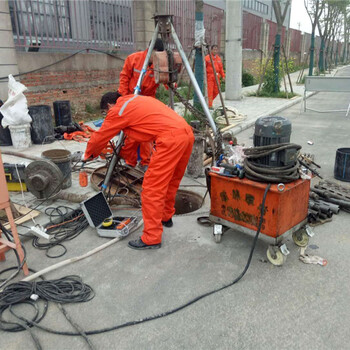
253 116 297 167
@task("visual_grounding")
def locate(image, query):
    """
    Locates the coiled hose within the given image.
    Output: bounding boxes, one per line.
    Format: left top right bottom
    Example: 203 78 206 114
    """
244 143 301 183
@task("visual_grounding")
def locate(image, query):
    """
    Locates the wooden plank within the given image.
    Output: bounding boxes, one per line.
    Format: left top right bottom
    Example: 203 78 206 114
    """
3 203 41 230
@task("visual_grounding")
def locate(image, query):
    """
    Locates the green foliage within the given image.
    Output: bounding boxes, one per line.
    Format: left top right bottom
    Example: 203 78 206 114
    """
242 70 256 87
85 103 99 114
220 79 225 92
297 74 306 85
261 59 282 94
182 113 206 130
253 91 299 98
155 82 194 105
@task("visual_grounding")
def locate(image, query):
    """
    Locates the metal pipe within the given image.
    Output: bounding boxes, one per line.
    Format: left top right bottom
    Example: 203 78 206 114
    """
134 23 160 94
101 133 124 194
317 200 340 214
170 23 217 133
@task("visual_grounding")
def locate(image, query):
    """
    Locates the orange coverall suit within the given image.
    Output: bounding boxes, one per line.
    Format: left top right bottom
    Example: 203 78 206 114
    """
205 54 225 108
85 95 194 245
118 49 159 167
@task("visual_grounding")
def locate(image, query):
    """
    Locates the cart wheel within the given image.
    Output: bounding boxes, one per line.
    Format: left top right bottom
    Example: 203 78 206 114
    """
292 229 309 247
214 233 222 243
266 247 286 266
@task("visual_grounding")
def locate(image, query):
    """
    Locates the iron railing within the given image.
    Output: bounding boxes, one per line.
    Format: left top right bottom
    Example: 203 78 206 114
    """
8 0 135 51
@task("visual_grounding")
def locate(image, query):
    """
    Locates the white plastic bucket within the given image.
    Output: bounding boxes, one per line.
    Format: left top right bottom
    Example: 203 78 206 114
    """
8 123 32 149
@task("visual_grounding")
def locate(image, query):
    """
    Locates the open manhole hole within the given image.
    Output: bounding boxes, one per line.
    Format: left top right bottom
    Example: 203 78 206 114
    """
174 190 203 215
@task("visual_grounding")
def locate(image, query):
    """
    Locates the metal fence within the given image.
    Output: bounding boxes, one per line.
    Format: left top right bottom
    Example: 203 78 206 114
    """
165 1 224 51
242 11 262 50
204 4 223 49
289 28 301 53
8 0 135 51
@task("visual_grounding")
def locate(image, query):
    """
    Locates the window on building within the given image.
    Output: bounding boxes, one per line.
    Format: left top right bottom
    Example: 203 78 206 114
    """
8 0 134 50
243 0 269 15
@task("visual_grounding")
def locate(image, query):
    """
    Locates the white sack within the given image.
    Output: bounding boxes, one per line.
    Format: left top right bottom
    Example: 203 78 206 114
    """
0 74 32 127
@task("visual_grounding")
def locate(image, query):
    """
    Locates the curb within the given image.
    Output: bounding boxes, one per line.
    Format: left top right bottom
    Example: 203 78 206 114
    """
226 66 345 137
227 91 318 137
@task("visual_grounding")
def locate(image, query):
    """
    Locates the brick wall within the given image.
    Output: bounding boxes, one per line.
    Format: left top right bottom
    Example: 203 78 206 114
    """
21 68 121 112
15 52 126 113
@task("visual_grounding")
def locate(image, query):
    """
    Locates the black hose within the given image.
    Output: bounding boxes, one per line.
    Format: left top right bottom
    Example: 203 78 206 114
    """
244 143 301 183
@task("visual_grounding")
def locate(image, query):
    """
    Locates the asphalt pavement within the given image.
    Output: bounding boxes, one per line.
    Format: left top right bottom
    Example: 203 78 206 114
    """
1 66 350 350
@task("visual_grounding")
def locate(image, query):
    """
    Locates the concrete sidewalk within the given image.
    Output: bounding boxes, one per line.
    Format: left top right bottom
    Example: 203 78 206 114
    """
216 66 343 136
1 66 350 350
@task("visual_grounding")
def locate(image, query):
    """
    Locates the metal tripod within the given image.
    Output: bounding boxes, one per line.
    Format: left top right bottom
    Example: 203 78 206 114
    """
102 15 218 193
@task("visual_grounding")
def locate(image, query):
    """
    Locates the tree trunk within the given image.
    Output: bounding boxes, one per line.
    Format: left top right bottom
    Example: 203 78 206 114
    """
309 31 315 76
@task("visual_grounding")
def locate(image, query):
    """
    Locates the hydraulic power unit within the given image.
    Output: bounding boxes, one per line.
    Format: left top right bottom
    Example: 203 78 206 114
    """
209 173 310 239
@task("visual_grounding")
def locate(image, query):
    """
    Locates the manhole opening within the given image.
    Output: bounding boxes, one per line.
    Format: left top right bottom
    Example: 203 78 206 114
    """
174 190 204 215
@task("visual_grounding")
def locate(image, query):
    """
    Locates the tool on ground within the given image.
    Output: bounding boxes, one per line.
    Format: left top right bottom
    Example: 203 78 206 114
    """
81 192 138 238
79 162 88 187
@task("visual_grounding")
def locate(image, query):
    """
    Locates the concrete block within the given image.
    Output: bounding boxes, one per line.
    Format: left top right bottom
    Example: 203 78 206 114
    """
0 64 19 77
0 48 17 64
134 6 145 22
0 81 8 99
0 0 10 13
144 20 155 33
0 13 12 31
0 33 16 48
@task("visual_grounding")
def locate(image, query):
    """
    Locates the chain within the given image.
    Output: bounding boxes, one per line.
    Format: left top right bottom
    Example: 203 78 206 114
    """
168 84 207 122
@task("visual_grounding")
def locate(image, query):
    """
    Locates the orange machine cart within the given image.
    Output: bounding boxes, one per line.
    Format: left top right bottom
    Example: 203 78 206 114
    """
209 172 311 265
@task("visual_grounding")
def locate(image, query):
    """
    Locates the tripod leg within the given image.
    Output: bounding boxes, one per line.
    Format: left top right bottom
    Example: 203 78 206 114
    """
102 133 124 194
104 26 161 191
134 23 160 95
170 23 217 133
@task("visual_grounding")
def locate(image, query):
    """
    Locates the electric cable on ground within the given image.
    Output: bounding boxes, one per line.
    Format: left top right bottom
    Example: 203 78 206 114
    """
0 185 271 340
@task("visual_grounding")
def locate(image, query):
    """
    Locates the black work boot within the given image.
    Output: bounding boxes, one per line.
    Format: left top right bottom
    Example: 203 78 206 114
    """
128 238 161 250
161 218 173 228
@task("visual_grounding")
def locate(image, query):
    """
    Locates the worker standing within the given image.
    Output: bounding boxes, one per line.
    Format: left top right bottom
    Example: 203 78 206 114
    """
205 45 225 109
117 39 165 170
84 92 194 250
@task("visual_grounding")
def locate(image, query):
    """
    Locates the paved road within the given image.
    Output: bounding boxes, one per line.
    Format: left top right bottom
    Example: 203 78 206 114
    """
2 68 350 350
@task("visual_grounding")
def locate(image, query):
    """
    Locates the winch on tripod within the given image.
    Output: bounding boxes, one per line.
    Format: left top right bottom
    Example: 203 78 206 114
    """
153 50 182 84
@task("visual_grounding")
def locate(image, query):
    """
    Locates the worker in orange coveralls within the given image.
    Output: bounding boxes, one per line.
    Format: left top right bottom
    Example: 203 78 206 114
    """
84 92 194 250
205 44 225 109
117 38 165 170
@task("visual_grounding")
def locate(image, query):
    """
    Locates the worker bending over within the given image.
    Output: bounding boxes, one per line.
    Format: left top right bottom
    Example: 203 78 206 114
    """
117 38 165 170
84 92 194 250
205 45 225 109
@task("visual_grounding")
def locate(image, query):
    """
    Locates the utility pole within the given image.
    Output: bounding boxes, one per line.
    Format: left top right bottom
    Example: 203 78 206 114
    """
225 0 242 100
193 0 205 108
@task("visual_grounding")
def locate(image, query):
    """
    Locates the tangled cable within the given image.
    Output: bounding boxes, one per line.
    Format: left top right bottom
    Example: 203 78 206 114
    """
0 275 94 307
244 143 302 183
0 275 95 350
32 207 89 258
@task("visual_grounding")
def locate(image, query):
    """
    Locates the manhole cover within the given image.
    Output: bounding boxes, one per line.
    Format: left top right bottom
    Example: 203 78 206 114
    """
175 190 203 215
